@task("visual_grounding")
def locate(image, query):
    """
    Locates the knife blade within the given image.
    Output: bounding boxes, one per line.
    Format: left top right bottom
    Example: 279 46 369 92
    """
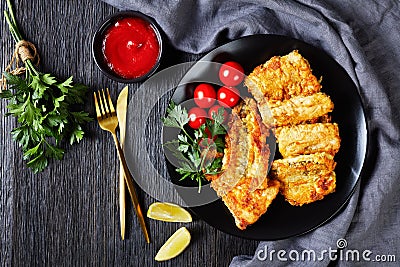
117 86 128 240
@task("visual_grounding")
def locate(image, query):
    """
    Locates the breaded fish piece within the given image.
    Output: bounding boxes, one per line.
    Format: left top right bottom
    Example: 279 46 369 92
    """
208 112 249 192
240 98 272 191
210 98 279 230
257 92 334 127
277 123 341 157
278 172 336 206
211 98 271 195
270 153 336 206
222 178 280 230
245 50 322 103
271 152 336 177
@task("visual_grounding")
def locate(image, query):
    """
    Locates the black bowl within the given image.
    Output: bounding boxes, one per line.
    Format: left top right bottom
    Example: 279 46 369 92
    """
92 11 162 83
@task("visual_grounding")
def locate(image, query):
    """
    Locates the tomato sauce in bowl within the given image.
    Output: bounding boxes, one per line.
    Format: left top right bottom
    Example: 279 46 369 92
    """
92 11 162 83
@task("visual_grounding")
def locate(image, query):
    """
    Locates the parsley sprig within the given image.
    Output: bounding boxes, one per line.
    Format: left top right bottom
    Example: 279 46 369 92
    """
0 0 92 173
162 102 227 192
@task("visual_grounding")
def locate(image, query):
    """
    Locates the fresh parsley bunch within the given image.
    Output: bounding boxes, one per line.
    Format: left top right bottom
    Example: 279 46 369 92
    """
162 102 227 192
0 0 92 173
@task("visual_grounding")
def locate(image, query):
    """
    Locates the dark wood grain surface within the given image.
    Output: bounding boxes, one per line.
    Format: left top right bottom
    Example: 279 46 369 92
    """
0 0 258 266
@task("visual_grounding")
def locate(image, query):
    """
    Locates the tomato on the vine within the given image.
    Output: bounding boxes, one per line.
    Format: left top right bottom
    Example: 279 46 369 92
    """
193 83 216 108
188 107 207 129
217 86 240 108
219 61 244 87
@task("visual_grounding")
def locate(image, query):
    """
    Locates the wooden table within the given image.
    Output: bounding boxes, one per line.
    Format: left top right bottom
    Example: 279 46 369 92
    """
0 0 258 265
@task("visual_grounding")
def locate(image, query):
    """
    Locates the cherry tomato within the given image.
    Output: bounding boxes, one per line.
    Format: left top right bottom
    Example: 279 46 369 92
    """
208 105 228 123
217 86 240 108
193 83 216 108
219 61 244 87
188 107 207 129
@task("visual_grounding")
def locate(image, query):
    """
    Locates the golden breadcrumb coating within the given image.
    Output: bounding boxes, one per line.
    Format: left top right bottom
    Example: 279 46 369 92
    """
277 123 341 157
271 152 336 177
209 98 279 230
245 50 322 103
207 112 249 190
222 179 280 230
257 92 334 127
270 153 336 206
278 172 336 206
210 98 271 195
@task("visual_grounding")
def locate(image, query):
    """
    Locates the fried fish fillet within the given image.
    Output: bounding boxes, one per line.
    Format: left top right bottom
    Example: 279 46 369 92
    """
257 92 334 128
270 153 336 206
277 123 341 157
240 50 340 209
207 112 249 190
240 98 273 191
222 178 280 230
209 98 279 230
210 98 271 195
278 172 336 206
274 112 332 140
245 50 322 103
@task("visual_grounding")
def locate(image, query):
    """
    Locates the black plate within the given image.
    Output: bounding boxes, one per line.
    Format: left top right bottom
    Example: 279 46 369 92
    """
164 34 368 240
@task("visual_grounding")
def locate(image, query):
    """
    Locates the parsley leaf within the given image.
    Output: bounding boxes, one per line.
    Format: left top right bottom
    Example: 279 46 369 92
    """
205 107 227 137
1 0 93 173
162 101 227 192
69 125 85 145
27 151 48 174
41 74 57 85
1 72 92 173
30 75 48 100
161 102 190 129
0 89 13 99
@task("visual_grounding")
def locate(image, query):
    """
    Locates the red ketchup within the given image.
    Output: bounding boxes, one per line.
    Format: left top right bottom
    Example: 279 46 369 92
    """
102 17 160 79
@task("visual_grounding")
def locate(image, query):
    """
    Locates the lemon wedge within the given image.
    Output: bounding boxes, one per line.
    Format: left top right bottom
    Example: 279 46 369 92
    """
155 227 191 261
147 202 192 222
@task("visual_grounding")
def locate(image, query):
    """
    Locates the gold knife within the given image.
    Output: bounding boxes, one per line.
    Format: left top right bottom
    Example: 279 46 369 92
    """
116 86 150 243
117 86 128 240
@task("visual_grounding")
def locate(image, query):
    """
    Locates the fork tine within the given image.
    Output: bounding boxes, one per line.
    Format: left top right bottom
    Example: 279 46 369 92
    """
106 88 116 114
93 91 102 119
99 89 108 117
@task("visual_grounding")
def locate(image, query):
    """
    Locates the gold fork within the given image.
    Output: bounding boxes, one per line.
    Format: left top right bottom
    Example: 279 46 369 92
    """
93 88 150 243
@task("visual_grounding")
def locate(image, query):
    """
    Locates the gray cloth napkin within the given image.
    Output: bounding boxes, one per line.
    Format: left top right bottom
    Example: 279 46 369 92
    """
102 0 400 266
